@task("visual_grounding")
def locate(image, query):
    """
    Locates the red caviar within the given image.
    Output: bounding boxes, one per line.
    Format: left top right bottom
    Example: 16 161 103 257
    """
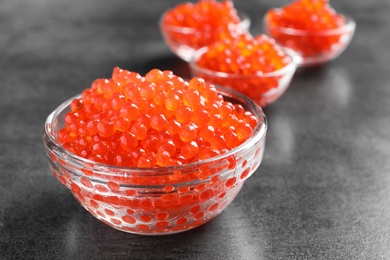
191 32 294 106
265 0 348 58
161 0 244 58
58 67 258 167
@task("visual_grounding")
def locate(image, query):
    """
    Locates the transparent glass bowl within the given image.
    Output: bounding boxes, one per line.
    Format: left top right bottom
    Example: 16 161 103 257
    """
189 47 297 107
264 12 356 67
42 85 267 235
160 11 251 62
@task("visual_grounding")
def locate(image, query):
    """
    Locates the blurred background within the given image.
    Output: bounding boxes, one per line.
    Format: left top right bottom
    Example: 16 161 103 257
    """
1 0 390 259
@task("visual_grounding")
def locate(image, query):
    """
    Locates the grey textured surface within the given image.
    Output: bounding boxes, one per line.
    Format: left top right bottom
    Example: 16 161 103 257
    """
1 0 390 259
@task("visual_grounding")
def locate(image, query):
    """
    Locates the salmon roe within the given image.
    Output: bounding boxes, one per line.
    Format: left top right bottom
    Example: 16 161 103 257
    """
161 0 242 52
265 0 348 57
191 32 294 106
58 67 258 167
195 32 291 74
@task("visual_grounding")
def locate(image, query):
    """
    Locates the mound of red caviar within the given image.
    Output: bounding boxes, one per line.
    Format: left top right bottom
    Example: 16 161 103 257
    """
44 68 267 235
160 0 246 61
265 0 352 62
58 67 258 168
195 32 291 74
190 32 295 106
267 0 345 31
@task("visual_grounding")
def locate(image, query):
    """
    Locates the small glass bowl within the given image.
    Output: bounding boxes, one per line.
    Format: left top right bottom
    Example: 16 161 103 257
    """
42 85 267 235
160 11 251 62
264 12 356 67
189 47 297 107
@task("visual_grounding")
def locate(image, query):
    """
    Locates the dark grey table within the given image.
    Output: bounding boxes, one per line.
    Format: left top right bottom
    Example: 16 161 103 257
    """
1 0 389 259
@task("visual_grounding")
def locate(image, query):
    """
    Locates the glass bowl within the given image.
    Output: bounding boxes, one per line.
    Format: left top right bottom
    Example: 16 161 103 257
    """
42 85 267 235
264 12 356 67
189 47 297 107
160 11 251 62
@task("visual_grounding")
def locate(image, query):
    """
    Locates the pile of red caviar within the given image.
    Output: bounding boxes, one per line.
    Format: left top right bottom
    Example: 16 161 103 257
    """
265 0 347 56
58 67 258 168
192 32 293 105
161 0 242 50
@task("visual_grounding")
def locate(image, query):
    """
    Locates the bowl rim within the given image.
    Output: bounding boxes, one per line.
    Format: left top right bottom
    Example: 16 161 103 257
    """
43 84 267 175
159 9 251 33
189 46 297 79
264 11 356 36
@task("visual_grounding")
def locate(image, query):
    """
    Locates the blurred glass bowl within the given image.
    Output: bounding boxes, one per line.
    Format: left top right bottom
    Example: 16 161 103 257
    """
264 12 356 67
190 47 297 107
160 11 251 62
